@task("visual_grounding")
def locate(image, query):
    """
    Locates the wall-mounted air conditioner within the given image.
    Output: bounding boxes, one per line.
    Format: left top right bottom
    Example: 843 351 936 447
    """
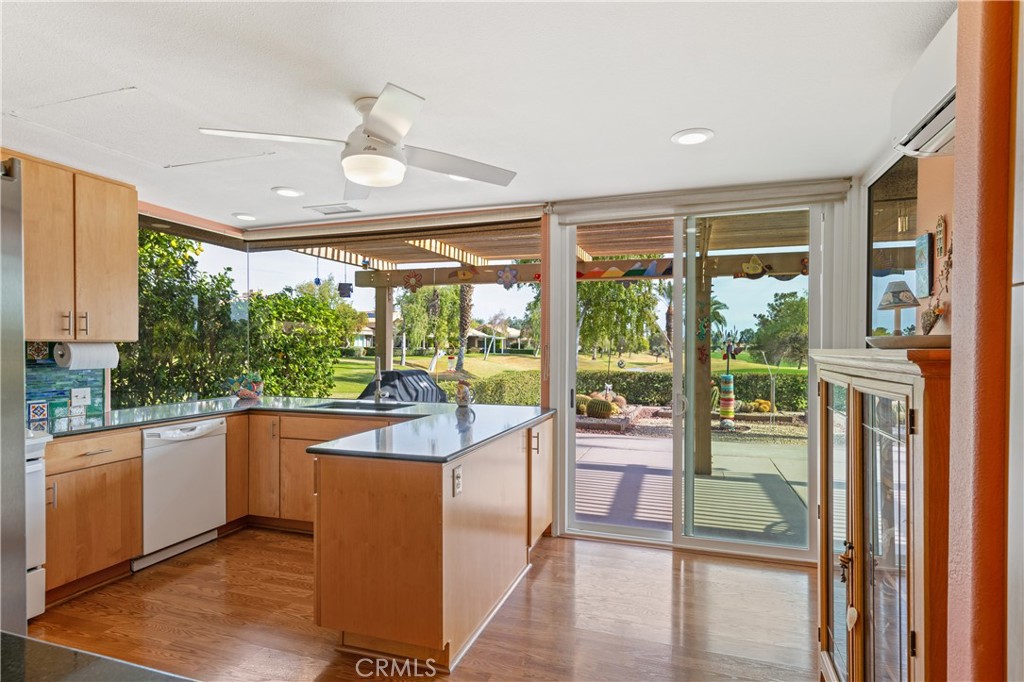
892 10 957 157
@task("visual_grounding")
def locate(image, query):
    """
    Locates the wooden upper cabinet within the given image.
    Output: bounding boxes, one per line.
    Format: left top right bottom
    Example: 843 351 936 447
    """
22 159 75 341
5 149 139 342
74 174 139 342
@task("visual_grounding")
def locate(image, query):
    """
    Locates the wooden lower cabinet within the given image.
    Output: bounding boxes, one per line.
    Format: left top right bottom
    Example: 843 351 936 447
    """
226 415 249 522
45 458 142 591
254 413 395 523
248 415 281 518
527 417 554 548
280 439 318 523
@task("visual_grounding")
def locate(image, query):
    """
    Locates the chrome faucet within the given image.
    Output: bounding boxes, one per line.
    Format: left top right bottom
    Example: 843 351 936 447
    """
373 357 390 404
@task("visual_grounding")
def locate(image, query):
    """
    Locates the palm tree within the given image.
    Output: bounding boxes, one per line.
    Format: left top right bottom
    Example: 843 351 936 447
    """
456 284 474 372
658 282 674 362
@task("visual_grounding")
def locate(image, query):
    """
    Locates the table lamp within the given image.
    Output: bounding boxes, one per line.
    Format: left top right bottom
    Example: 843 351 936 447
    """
878 281 920 336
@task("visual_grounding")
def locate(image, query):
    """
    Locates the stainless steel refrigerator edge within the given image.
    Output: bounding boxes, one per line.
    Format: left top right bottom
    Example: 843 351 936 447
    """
0 157 27 633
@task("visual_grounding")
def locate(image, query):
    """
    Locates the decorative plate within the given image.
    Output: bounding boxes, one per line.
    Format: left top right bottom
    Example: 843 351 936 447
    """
865 334 951 349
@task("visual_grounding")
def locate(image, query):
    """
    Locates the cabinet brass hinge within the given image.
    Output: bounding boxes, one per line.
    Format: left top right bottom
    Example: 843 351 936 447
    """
908 409 919 436
817 504 821 520
910 630 917 657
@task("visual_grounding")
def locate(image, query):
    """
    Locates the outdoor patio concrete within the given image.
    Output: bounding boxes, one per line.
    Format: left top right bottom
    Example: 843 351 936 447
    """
574 432 808 548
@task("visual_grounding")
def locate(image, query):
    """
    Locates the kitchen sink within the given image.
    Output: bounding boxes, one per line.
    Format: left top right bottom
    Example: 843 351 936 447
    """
310 400 412 412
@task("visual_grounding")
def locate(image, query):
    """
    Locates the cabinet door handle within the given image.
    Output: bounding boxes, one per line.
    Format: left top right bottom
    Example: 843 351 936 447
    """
313 457 319 496
79 311 90 335
80 448 112 457
62 310 73 335
271 421 276 438
47 482 57 509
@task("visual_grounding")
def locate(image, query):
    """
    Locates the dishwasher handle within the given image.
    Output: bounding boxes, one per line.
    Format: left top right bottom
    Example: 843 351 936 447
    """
146 419 224 442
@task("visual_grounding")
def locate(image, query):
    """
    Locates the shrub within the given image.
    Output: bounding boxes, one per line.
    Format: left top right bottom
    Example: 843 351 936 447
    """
576 370 673 406
720 373 807 412
340 347 366 358
586 399 614 418
575 395 591 415
438 370 541 406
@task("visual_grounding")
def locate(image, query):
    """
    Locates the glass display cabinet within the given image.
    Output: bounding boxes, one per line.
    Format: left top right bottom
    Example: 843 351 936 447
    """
811 349 949 682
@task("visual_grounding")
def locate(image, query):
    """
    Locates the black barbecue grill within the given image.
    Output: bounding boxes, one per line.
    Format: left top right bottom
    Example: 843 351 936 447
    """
356 369 449 403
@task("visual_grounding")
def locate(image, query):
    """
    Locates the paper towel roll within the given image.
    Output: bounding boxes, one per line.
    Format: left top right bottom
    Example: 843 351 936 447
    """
53 342 120 370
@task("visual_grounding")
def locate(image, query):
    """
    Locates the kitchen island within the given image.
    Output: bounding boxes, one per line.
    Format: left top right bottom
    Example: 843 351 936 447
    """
308 405 554 671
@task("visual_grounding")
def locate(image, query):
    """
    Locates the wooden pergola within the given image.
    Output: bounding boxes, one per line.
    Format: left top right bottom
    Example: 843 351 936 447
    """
288 211 810 475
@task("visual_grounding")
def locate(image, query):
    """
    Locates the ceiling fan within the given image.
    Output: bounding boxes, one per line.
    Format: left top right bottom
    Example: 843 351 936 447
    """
199 82 516 200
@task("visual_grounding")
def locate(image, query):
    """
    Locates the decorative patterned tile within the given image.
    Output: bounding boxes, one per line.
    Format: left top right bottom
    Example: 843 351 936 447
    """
26 342 49 361
69 405 86 418
27 420 48 432
69 415 86 428
27 401 48 421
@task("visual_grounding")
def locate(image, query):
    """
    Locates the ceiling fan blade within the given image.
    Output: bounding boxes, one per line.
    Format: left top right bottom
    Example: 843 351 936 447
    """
404 146 517 186
363 83 425 146
344 180 372 201
199 128 346 146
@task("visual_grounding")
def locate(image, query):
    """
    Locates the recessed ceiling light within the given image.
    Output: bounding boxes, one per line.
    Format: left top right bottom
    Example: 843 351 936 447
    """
670 128 715 145
448 174 470 182
271 186 305 197
232 213 257 222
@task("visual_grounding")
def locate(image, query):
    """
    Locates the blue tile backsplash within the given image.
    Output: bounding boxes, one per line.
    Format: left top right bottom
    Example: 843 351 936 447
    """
25 343 106 425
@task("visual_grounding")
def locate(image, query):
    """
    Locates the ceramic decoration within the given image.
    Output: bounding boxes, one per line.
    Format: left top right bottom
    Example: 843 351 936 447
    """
455 380 474 407
737 255 773 279
448 266 478 281
497 268 518 289
27 401 48 421
403 271 423 292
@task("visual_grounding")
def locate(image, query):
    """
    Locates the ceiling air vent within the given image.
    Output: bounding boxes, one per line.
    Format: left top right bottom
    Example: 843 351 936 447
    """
304 203 361 216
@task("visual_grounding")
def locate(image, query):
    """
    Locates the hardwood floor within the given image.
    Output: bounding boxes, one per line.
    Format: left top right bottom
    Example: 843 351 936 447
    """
28 529 819 681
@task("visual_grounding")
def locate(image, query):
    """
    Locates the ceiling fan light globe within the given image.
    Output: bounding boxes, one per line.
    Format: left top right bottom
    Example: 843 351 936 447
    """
341 149 406 188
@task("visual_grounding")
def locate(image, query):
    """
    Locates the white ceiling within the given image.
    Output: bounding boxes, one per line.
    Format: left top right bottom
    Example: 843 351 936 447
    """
1 2 955 230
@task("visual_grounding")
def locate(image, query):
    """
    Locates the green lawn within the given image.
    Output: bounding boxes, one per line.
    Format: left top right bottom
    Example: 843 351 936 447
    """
332 349 806 397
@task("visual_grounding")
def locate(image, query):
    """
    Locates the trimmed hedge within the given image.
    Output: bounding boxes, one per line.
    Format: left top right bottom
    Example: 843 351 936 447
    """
339 347 366 358
577 370 673 406
723 373 807 412
439 370 542 406
438 368 808 411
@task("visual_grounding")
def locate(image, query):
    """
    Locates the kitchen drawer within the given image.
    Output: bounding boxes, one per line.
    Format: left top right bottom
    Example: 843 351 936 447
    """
279 415 390 442
46 429 141 475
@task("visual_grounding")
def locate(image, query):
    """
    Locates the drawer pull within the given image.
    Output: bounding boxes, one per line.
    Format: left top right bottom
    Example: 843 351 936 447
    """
81 448 113 457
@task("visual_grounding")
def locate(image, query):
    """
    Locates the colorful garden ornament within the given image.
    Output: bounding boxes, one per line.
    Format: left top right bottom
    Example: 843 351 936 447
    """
403 271 423 292
497 267 518 290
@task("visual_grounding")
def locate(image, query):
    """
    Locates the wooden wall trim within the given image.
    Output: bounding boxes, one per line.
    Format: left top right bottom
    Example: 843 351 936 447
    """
947 3 1015 679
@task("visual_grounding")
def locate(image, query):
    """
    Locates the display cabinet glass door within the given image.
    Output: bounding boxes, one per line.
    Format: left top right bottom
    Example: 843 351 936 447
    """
825 381 851 681
861 393 909 682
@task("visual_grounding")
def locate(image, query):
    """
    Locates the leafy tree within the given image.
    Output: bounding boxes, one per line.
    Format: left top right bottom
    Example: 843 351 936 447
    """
577 279 658 359
294 275 368 344
749 291 809 368
248 285 351 397
396 286 460 353
113 230 247 407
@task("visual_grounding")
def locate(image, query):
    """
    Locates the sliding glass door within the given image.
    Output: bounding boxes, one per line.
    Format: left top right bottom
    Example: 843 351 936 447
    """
566 210 812 556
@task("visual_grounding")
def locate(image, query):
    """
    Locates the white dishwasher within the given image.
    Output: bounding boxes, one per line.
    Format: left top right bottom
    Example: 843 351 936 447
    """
134 418 226 571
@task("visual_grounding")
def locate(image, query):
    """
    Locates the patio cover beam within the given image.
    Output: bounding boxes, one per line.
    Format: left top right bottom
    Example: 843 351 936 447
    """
405 238 487 267
576 245 593 262
292 246 396 271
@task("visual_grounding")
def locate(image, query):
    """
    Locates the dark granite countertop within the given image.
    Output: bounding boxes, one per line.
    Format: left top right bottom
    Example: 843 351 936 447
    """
42 396 554 464
1 631 189 681
307 404 554 463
